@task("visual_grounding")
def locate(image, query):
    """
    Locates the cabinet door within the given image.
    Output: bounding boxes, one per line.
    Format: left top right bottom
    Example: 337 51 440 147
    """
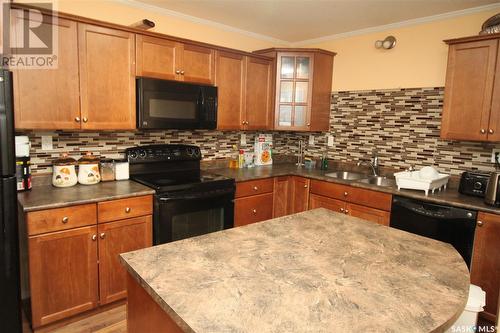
345 203 390 226
245 56 273 130
78 24 136 130
234 193 273 227
441 40 498 141
471 212 500 322
29 226 98 328
98 216 152 305
488 48 500 142
181 44 215 84
215 51 245 130
136 34 180 81
12 13 81 130
290 177 310 214
309 194 345 214
273 176 290 218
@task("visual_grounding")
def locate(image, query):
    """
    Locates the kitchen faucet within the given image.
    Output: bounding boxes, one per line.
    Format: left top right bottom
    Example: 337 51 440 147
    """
296 140 305 167
357 151 380 176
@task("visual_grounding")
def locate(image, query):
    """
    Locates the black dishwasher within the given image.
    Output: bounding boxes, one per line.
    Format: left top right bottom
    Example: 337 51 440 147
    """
390 196 477 269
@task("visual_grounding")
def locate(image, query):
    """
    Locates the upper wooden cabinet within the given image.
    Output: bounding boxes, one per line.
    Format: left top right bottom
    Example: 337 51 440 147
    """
442 35 500 141
254 48 335 132
215 51 273 130
136 35 215 85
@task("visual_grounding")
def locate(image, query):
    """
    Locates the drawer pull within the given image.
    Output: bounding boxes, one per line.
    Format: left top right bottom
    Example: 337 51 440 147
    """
75 116 81 123
304 184 308 188
62 217 69 224
180 70 185 75
344 192 348 196
252 209 257 214
480 129 486 134
477 220 484 227
340 208 344 212
253 186 258 191
92 234 97 241
125 207 131 213
100 233 106 239
345 210 349 214
175 70 181 74
489 129 494 134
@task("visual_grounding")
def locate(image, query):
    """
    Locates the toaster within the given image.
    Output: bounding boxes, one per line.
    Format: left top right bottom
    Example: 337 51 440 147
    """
458 171 491 198
485 172 500 206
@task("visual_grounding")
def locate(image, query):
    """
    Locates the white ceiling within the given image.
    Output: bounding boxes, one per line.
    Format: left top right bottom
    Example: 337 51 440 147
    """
131 0 500 43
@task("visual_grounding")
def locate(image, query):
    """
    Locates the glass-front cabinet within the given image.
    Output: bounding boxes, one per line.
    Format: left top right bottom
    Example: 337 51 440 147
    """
253 48 335 132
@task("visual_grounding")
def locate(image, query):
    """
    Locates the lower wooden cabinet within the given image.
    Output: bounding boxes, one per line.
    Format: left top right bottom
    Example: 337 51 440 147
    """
235 193 274 227
273 176 290 218
98 216 152 305
471 212 500 322
346 203 390 226
29 226 99 328
309 194 344 212
290 177 310 214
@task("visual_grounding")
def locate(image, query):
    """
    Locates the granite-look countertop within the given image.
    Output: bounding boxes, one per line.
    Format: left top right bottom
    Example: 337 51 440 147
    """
18 180 155 212
207 164 500 214
120 208 469 333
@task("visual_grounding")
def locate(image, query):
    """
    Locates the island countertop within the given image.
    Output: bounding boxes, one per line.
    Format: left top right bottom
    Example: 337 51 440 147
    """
120 208 469 333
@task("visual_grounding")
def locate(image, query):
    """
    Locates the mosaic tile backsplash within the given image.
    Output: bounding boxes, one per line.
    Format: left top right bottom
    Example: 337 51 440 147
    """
19 87 500 176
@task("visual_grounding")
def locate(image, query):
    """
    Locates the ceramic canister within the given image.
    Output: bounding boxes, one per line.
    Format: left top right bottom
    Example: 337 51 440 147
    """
52 154 78 188
78 152 101 185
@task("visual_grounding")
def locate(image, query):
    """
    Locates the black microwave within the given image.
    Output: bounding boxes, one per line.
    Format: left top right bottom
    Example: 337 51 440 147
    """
137 77 217 130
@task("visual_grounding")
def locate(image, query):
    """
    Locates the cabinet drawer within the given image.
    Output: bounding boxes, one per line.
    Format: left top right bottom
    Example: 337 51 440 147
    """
235 193 274 227
235 178 274 198
98 195 153 223
346 203 390 226
310 180 350 200
309 194 345 214
344 187 392 211
27 204 97 236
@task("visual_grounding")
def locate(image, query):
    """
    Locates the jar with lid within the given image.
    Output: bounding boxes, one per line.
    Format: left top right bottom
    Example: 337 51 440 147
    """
114 159 129 180
52 153 78 187
78 152 101 185
100 159 115 182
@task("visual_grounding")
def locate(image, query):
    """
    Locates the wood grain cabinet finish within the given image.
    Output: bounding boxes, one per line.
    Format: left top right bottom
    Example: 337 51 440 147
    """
471 212 500 322
136 35 215 84
345 203 390 226
273 176 290 218
253 48 335 132
309 194 345 213
97 195 153 223
26 204 96 236
98 216 152 305
29 226 99 328
216 51 273 130
12 13 81 130
78 23 136 130
290 177 310 214
442 37 500 141
235 178 274 198
234 193 274 227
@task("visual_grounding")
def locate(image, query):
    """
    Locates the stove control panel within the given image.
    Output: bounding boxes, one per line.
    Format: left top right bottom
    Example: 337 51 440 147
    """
126 145 201 162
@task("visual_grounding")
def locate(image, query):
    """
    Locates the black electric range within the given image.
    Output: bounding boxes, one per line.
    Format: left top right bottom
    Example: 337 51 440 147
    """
126 144 235 244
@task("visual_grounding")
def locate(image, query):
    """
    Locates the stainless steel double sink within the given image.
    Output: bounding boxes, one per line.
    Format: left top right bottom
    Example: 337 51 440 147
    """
324 171 395 187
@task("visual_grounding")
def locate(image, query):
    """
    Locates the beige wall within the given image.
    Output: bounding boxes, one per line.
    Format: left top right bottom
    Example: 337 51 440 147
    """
13 0 282 51
303 9 499 91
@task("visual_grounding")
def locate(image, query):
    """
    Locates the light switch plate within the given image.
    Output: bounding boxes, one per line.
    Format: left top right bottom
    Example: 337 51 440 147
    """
240 134 247 146
41 136 53 151
491 148 500 163
308 135 314 146
327 135 334 147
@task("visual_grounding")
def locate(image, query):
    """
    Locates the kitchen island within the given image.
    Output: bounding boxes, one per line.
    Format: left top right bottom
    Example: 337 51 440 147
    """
120 208 469 333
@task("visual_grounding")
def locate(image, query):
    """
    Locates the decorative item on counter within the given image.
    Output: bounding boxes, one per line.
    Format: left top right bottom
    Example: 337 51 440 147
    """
238 149 244 169
304 158 316 169
15 136 32 191
320 154 329 170
114 159 130 180
479 13 500 35
394 166 450 196
244 152 255 168
229 145 239 169
78 152 101 185
52 153 78 188
100 159 115 182
254 134 273 166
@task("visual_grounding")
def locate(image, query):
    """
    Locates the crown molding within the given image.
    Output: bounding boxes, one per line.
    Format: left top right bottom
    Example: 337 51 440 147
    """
115 0 291 45
292 2 500 46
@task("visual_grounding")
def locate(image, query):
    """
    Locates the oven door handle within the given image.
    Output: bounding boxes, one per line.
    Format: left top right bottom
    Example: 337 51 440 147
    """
159 188 234 202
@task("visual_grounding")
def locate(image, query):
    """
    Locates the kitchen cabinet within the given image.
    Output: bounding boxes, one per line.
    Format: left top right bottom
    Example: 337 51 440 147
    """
78 24 136 130
216 51 273 130
136 35 215 84
345 203 390 226
12 13 81 130
25 195 153 329
234 179 274 226
273 176 290 218
471 211 500 322
442 35 500 141
290 177 310 214
253 48 335 132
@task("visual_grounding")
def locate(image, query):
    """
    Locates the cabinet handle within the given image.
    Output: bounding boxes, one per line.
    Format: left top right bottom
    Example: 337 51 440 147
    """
480 129 486 134
62 216 69 224
304 184 308 188
252 209 257 214
75 116 81 123
242 121 246 125
82 117 88 123
477 220 484 227
340 208 344 212
345 210 349 214
307 123 310 126
175 70 181 74
92 234 97 241
253 186 258 191
344 192 348 196
100 233 106 239
180 70 185 75
125 207 131 213
489 129 494 134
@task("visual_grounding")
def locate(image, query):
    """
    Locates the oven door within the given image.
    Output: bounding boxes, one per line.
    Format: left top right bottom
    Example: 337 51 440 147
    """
154 189 234 244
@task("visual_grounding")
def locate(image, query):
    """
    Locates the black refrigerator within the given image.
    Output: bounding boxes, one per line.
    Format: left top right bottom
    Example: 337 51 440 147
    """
0 69 22 331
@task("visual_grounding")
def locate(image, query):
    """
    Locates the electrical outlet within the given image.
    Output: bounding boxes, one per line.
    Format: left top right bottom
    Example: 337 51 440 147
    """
491 149 500 163
41 136 53 151
308 135 314 146
327 135 334 147
240 134 247 146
